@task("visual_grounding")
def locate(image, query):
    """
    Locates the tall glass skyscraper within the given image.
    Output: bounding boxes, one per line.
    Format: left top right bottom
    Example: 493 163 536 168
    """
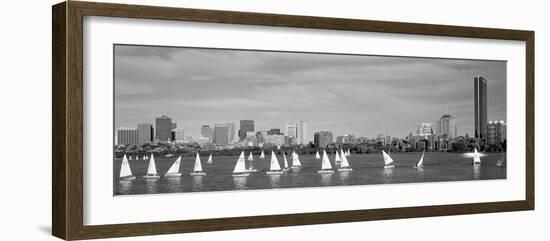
155 115 173 142
474 76 488 139
239 120 254 141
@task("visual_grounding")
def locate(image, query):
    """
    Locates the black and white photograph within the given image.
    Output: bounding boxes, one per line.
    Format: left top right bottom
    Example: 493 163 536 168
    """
113 44 507 196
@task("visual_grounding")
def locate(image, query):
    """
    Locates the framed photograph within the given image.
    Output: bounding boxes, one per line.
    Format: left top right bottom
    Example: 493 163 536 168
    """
52 1 534 240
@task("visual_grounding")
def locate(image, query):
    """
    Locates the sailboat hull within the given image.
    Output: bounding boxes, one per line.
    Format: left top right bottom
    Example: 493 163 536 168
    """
190 172 206 176
120 175 136 181
337 167 352 172
232 172 250 177
247 169 259 173
291 166 301 169
318 169 334 174
384 165 395 169
266 170 284 175
143 174 160 179
164 173 182 177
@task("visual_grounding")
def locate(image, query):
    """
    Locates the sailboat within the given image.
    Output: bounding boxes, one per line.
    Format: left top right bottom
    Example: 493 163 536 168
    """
382 150 395 169
232 151 250 177
291 151 302 169
143 153 160 179
164 155 182 177
248 152 254 161
315 151 321 160
266 151 284 175
190 153 206 176
282 152 290 171
335 151 341 163
260 150 265 159
129 155 132 161
473 148 481 165
247 152 259 173
338 149 352 172
207 154 213 164
318 150 334 174
119 154 136 180
414 151 425 168
347 149 352 156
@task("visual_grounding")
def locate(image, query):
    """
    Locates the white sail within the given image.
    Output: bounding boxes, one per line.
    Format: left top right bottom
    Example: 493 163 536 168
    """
473 148 481 164
193 153 203 172
129 155 132 160
260 150 265 158
321 150 333 170
417 152 425 167
315 151 320 159
166 156 182 174
283 153 289 169
233 151 247 173
269 151 282 171
292 151 301 167
207 154 213 164
146 154 158 175
340 150 351 168
119 154 133 178
248 152 254 161
347 149 351 156
382 150 394 166
335 151 341 162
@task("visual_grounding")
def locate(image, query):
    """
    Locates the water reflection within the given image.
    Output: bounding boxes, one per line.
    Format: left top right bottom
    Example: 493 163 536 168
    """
145 178 159 194
320 173 333 186
166 177 182 192
118 179 134 193
473 165 481 180
383 168 394 184
338 171 350 185
269 175 281 188
233 176 248 190
192 175 204 191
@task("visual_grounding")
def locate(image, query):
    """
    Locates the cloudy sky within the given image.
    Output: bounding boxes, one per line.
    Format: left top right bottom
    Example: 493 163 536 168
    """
114 45 506 139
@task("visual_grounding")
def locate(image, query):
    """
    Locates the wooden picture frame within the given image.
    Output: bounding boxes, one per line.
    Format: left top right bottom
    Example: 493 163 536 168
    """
52 1 534 240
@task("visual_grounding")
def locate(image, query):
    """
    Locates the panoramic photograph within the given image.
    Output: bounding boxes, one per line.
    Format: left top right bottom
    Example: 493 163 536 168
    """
113 44 507 196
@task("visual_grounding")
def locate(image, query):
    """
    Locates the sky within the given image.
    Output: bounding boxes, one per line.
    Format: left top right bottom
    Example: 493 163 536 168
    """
114 44 506 139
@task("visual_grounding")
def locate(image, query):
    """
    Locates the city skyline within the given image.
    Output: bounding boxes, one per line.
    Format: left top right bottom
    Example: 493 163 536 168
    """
114 45 507 138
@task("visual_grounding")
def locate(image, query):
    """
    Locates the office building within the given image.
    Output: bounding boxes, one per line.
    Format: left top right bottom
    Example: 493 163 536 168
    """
155 115 173 142
285 121 298 138
214 123 230 145
116 127 138 145
173 128 185 143
137 123 153 144
201 125 213 142
239 120 254 141
474 76 488 139
487 120 507 145
438 113 457 138
297 120 308 145
267 128 281 135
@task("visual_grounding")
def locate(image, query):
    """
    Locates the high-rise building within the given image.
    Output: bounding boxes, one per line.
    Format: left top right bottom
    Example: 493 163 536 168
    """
201 125 213 142
155 115 173 142
474 76 488 139
173 128 185 143
417 123 433 138
116 127 138 145
137 123 153 144
487 120 507 145
314 131 333 148
214 123 230 145
239 120 254 141
298 120 308 145
285 121 298 138
265 134 285 146
439 113 457 138
228 123 236 143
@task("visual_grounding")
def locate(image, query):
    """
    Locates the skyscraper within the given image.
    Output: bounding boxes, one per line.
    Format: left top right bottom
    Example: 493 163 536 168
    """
173 127 185 143
137 123 153 144
201 125 213 142
238 120 254 141
474 76 488 139
285 121 297 138
116 127 138 145
417 123 433 138
155 115 173 142
228 123 236 143
314 131 333 148
487 120 507 145
214 123 230 145
298 120 308 145
439 113 457 138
